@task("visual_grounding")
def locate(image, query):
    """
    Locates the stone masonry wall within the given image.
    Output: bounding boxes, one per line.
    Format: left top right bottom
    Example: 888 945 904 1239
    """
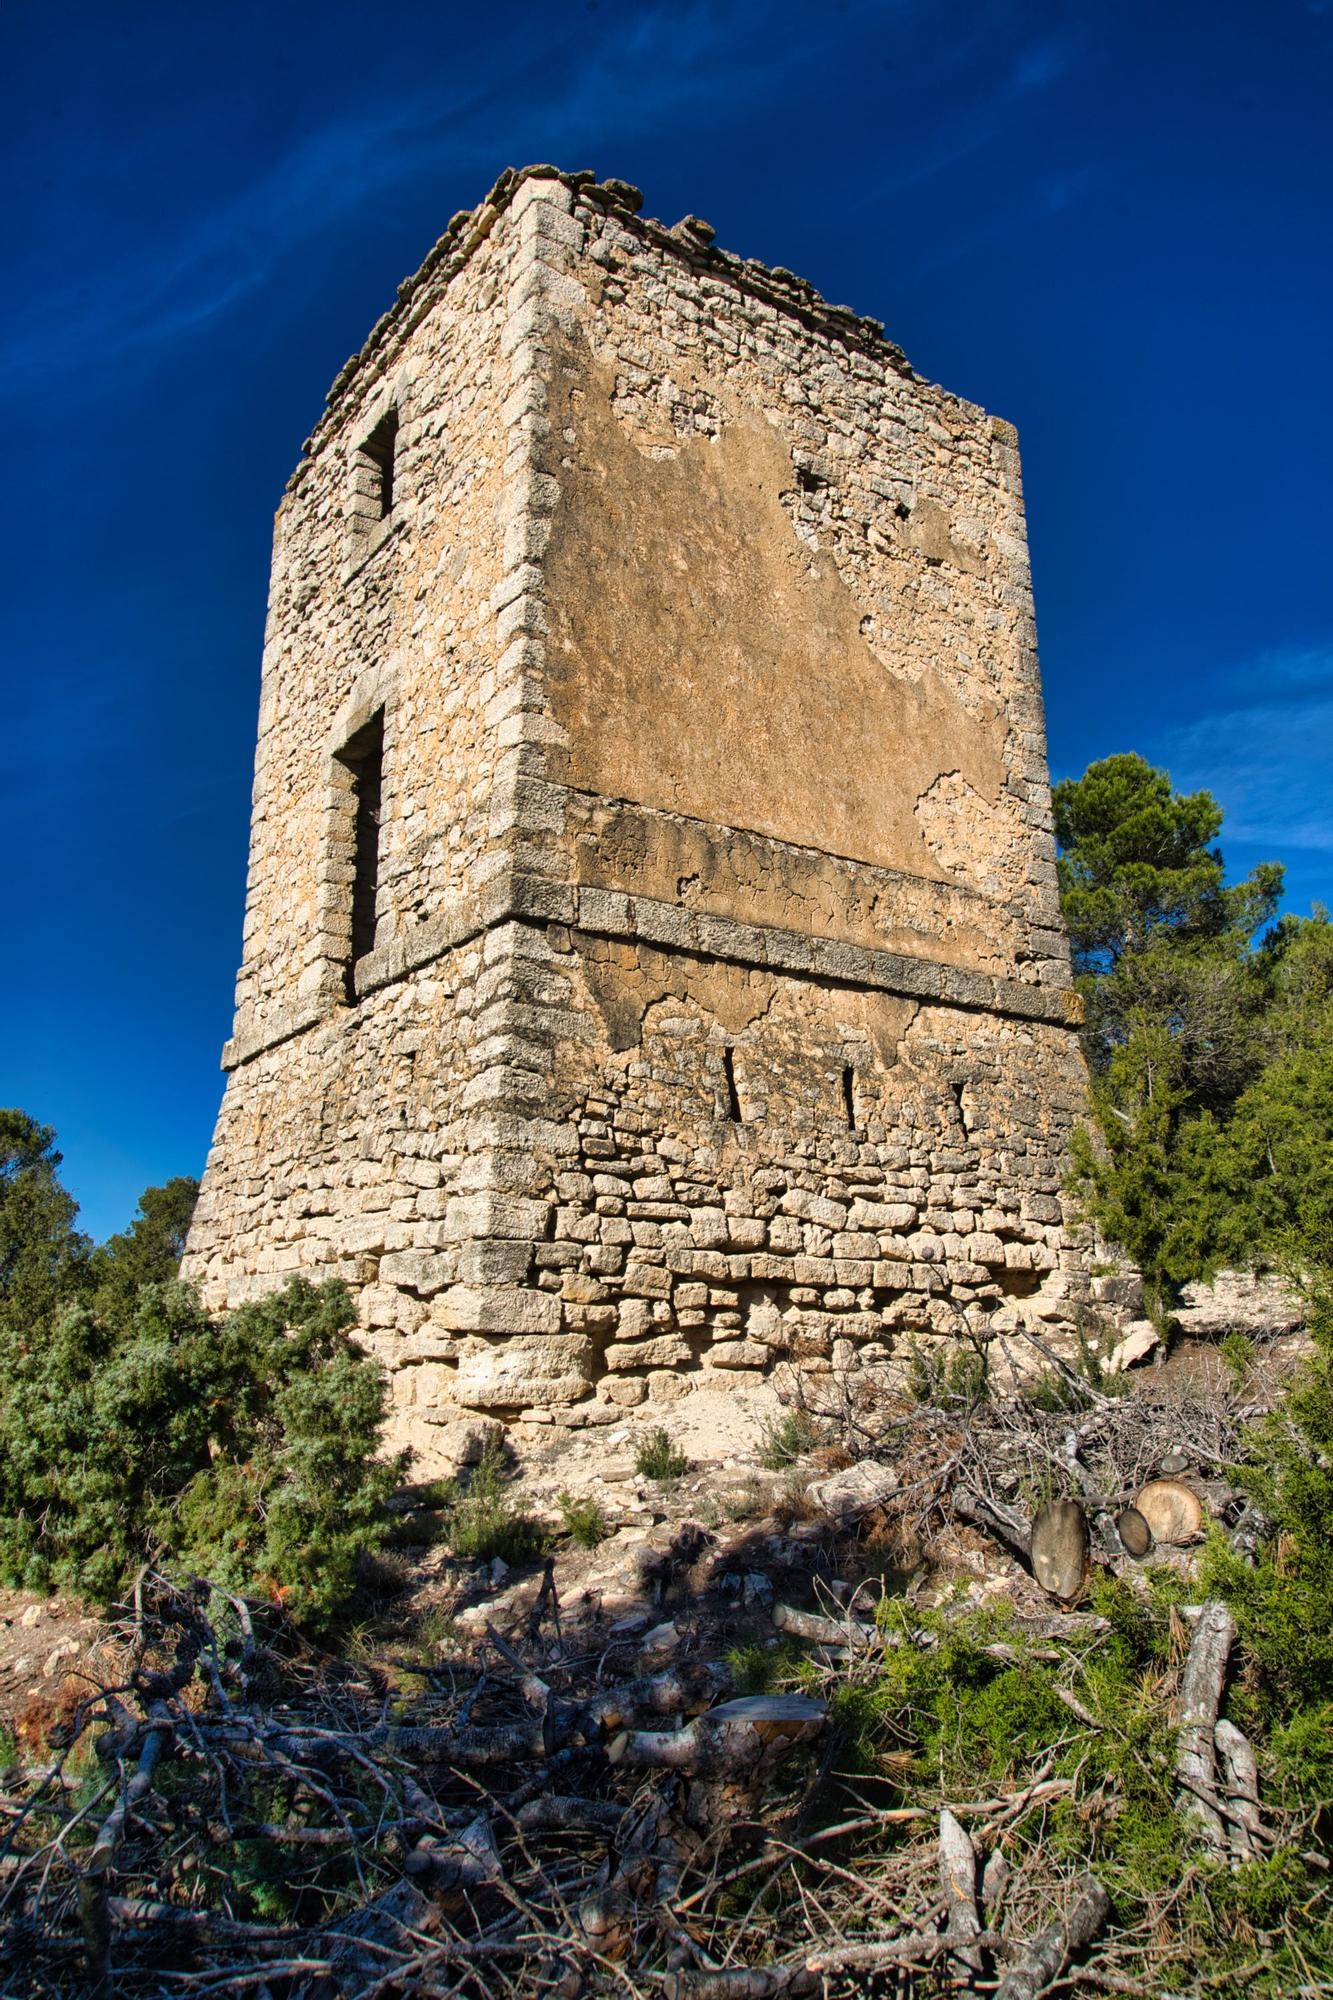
184 165 1099 1451
187 176 563 1311
423 918 1093 1431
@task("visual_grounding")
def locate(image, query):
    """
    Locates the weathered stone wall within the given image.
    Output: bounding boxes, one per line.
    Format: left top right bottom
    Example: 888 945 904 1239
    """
184 165 1096 1448
187 177 552 1310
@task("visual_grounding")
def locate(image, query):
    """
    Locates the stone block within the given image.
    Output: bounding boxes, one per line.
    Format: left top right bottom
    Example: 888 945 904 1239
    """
850 1200 917 1231
620 1264 673 1300
455 1239 533 1285
378 1250 454 1295
708 1339 770 1368
808 1461 899 1522
604 1335 691 1369
455 1335 595 1408
435 1285 563 1334
443 1193 549 1243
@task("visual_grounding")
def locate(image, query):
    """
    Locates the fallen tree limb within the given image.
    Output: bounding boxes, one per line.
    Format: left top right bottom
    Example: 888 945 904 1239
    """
513 1793 628 1834
772 1603 879 1646
580 1659 734 1735
1175 1599 1236 1852
953 1485 1033 1565
608 1695 826 1776
993 1872 1112 2000
660 1929 1001 2000
1215 1718 1264 1859
939 1806 984 1981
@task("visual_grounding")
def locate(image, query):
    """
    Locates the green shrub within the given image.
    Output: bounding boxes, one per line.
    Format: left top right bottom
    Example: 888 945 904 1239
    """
557 1490 608 1548
1219 1328 1255 1386
634 1426 689 1482
757 1407 819 1469
905 1337 989 1408
411 1604 460 1657
726 1639 802 1695
0 1275 401 1629
441 1439 547 1566
1203 1277 1333 1717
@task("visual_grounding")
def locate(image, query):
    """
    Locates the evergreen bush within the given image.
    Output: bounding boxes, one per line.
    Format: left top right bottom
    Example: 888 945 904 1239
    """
0 1274 402 1629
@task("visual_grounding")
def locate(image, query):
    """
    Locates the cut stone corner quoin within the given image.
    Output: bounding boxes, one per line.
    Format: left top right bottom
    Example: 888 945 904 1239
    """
181 163 1114 1447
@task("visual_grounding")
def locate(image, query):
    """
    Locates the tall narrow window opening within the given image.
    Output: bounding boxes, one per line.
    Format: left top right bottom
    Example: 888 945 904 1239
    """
841 1064 857 1131
722 1046 742 1123
339 710 385 997
362 408 399 519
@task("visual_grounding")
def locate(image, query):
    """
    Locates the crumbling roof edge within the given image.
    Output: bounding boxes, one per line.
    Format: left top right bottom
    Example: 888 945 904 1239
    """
287 163 979 500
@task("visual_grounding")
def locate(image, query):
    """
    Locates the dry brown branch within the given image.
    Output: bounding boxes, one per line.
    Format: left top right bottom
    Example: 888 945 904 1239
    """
992 1873 1113 2000
1214 1718 1264 1859
608 1695 826 1775
938 1806 984 1982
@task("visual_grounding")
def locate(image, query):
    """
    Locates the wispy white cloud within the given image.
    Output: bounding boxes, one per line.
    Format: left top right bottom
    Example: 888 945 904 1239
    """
0 96 498 394
1153 643 1333 854
0 0 899 398
6 0 1090 398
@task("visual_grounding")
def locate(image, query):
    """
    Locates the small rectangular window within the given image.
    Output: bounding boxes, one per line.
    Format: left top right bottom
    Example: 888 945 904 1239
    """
338 710 385 997
722 1046 742 1122
361 408 399 519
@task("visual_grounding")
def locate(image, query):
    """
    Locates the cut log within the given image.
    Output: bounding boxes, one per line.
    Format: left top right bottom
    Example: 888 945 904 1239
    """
1134 1478 1205 1545
1030 1499 1090 1603
1175 1598 1236 1852
1116 1505 1153 1558
607 1695 826 1776
993 1872 1111 2000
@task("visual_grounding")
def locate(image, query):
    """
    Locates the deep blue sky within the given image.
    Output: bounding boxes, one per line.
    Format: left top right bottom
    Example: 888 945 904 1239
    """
3 0 1330 1242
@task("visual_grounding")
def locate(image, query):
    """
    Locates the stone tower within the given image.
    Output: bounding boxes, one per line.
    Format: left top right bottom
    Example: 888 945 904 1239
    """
182 165 1094 1437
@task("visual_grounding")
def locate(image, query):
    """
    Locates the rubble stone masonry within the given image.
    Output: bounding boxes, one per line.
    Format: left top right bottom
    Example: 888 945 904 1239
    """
182 165 1098 1440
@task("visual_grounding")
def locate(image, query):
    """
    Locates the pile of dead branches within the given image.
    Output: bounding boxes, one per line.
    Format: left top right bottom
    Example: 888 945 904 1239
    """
788 1323 1278 1600
3 1334 1321 1999
0 1568 1134 2000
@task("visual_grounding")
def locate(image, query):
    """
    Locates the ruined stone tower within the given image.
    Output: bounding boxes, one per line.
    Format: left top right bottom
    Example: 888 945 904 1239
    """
182 165 1094 1437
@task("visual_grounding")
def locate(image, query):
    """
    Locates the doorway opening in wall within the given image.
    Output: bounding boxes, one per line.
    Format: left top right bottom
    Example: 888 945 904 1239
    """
337 709 385 1000
722 1047 743 1122
841 1064 857 1131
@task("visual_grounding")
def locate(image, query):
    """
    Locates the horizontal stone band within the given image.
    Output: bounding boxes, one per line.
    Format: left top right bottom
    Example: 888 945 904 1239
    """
222 871 1078 1070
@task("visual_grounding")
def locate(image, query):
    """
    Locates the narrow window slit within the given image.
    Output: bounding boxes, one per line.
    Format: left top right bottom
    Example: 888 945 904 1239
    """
338 709 385 999
362 408 399 519
841 1064 857 1131
722 1047 742 1123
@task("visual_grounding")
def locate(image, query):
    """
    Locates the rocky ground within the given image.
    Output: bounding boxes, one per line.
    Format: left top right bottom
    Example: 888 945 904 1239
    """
0 1275 1308 1750
1 1284 1319 1999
